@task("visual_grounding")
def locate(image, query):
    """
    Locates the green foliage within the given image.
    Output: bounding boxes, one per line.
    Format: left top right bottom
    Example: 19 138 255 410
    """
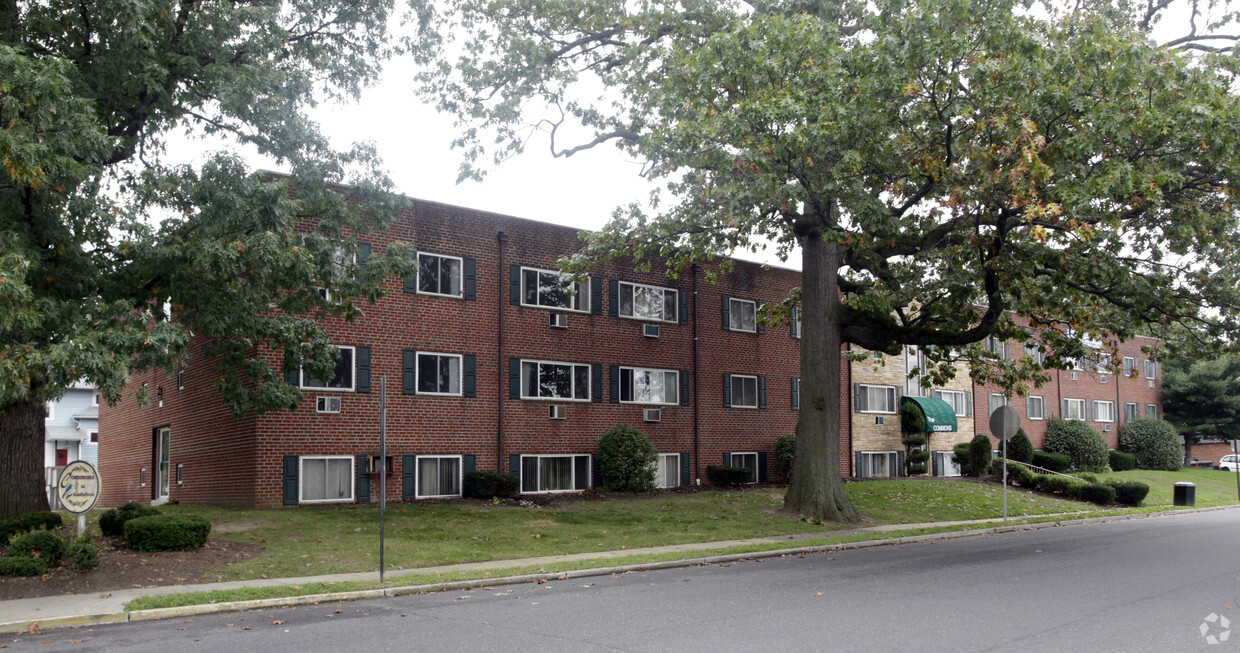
100 502 161 537
1161 356 1240 453
1007 430 1034 464
18 511 63 532
67 535 100 571
597 425 659 493
1032 451 1071 473
961 434 994 477
0 555 48 577
774 434 796 482
0 519 18 544
1108 480 1151 506
1077 473 1099 484
952 443 970 475
462 472 520 499
1118 419 1183 471
707 465 754 485
1080 483 1116 505
1109 450 1136 471
124 514 212 552
1034 474 1089 500
8 529 65 563
1044 418 1109 472
900 401 927 434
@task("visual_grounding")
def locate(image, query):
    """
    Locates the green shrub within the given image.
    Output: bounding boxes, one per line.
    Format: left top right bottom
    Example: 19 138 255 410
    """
8 530 65 563
900 401 927 434
99 502 161 537
1108 450 1136 471
124 514 211 552
992 461 1036 487
1077 472 1099 484
1032 451 1070 472
1081 483 1116 505
1035 474 1088 499
962 433 994 477
1109 481 1151 506
597 425 659 492
67 535 100 570
1118 419 1182 471
774 434 796 482
906 448 930 476
952 443 970 474
18 511 63 532
1043 418 1109 472
0 555 47 577
706 465 754 485
1006 430 1034 464
462 471 520 499
0 519 20 545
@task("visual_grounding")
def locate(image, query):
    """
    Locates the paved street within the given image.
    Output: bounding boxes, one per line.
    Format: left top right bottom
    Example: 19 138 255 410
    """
7 509 1238 652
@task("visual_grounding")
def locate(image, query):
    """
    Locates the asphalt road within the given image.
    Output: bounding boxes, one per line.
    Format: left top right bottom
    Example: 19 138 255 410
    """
8 509 1239 652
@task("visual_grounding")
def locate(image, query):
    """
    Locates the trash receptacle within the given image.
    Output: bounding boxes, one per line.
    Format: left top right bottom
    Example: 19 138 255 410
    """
1174 482 1196 506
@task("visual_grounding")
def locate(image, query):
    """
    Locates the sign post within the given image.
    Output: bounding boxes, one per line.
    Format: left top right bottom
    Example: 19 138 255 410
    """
989 405 1020 522
57 460 101 536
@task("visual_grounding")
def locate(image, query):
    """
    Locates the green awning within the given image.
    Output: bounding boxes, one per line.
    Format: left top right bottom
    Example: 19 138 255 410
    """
901 396 959 433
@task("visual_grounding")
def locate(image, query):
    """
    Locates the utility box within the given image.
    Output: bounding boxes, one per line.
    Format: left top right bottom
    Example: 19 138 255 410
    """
1173 482 1196 507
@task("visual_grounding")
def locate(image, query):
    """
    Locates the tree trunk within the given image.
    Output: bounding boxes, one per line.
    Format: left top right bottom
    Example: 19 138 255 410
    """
1184 437 1194 467
0 397 51 519
782 228 860 522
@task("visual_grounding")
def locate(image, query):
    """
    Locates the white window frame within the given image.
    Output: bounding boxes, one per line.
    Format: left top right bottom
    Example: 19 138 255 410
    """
90 392 99 407
857 451 900 478
933 389 968 417
415 455 463 499
299 345 356 392
620 367 680 405
729 452 759 483
520 454 591 494
299 455 355 504
657 453 681 489
988 393 1009 417
729 374 759 409
1125 402 1138 421
1025 343 1045 365
315 243 356 302
45 401 54 421
88 430 98 444
933 450 961 477
791 307 801 339
1146 403 1160 419
520 266 590 312
618 281 678 323
1063 398 1087 421
416 352 464 396
985 336 1008 359
1123 357 1136 376
520 359 592 401
417 252 464 298
1093 400 1115 423
1144 359 1158 379
1027 395 1046 421
857 384 898 414
727 298 757 333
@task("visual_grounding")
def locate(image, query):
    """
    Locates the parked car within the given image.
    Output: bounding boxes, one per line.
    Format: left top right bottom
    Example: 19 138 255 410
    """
1218 454 1239 472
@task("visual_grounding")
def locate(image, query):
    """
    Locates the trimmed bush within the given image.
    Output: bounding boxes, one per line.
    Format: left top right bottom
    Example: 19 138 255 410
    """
0 555 48 577
1043 418 1109 472
18 511 63 532
962 433 994 477
598 425 658 493
462 471 519 499
774 434 796 482
1077 472 1099 484
1108 450 1136 472
1035 474 1088 499
124 514 211 552
1081 483 1116 505
1006 430 1034 464
0 519 21 545
99 502 161 537
991 461 1036 487
706 465 753 485
952 443 970 474
67 535 99 570
1110 480 1151 506
1032 451 1070 472
900 401 927 434
8 530 65 563
1118 419 1182 471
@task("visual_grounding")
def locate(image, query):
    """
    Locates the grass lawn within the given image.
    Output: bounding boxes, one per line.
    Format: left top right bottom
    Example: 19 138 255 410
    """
1099 467 1240 507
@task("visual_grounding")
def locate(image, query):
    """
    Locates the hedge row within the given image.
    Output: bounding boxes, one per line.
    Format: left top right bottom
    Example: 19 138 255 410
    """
991 461 1147 506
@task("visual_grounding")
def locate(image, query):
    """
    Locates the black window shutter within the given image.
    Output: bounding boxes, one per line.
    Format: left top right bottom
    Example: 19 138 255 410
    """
282 455 299 505
758 452 768 483
679 370 690 407
356 346 371 394
757 300 766 334
358 242 372 267
966 391 973 417
679 290 689 325
402 454 416 500
609 279 620 317
509 264 521 306
402 350 417 395
758 375 767 409
403 252 417 293
898 451 906 477
680 452 691 486
932 453 940 477
463 454 477 475
609 365 620 404
509 358 521 399
723 452 732 467
721 295 731 329
464 257 477 300
285 367 300 386
791 378 800 410
356 455 370 503
791 308 800 338
855 452 863 478
854 383 863 412
590 277 603 315
591 457 601 489
463 354 477 397
509 453 521 476
723 374 732 407
591 363 603 403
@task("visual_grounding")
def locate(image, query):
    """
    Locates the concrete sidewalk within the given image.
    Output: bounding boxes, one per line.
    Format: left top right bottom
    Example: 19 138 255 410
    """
0 508 1227 634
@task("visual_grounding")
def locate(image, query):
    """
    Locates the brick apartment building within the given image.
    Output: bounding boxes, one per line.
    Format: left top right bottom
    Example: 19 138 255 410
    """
99 193 1163 508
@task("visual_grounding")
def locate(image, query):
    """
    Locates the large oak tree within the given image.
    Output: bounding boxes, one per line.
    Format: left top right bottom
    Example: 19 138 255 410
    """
411 0 1240 520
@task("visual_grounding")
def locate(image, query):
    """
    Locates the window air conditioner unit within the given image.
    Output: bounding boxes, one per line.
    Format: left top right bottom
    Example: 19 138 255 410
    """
1099 375 1108 384
1070 372 1078 381
549 404 566 419
644 408 662 422
549 313 568 328
368 455 393 474
1148 380 1155 388
643 324 660 338
875 416 885 425
1103 424 1111 432
316 396 341 414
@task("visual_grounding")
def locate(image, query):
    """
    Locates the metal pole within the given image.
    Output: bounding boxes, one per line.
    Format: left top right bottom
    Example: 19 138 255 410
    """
1002 435 1008 522
379 377 387 584
1233 438 1238 505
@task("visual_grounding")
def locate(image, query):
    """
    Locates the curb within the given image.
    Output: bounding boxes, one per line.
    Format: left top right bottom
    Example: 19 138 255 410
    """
2 504 1232 634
